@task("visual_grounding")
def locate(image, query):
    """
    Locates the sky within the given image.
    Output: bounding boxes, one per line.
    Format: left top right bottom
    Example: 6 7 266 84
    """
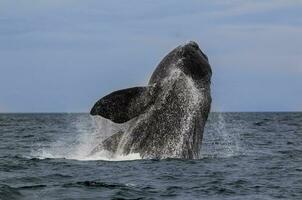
0 0 301 112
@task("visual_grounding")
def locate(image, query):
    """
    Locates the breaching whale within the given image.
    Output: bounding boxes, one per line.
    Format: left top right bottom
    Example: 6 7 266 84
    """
90 41 212 159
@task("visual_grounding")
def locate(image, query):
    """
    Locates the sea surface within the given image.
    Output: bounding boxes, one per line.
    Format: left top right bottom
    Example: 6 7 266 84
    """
0 113 301 200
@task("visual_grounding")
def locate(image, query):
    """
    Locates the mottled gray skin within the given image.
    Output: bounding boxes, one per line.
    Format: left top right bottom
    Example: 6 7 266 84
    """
90 41 212 159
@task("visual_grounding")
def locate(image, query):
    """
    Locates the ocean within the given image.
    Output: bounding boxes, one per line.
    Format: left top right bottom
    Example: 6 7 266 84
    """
0 113 301 199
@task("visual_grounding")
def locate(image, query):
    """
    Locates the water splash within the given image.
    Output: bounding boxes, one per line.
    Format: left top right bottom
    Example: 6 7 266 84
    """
32 112 244 161
31 68 241 160
201 112 243 158
32 116 141 161
32 68 206 160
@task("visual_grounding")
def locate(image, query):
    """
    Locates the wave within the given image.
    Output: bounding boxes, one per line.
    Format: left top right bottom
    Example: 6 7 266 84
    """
0 185 22 200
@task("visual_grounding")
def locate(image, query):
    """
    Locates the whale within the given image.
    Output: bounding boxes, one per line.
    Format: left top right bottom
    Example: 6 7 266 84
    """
90 41 212 159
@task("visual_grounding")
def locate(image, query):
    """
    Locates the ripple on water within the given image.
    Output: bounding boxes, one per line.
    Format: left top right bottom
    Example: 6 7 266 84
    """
0 185 22 200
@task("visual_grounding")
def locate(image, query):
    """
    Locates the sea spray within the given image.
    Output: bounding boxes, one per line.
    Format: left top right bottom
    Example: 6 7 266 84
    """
32 112 244 161
33 69 214 160
201 112 243 158
32 115 141 161
32 73 241 160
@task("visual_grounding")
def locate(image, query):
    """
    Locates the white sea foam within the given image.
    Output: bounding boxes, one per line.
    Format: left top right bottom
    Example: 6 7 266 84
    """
35 150 141 161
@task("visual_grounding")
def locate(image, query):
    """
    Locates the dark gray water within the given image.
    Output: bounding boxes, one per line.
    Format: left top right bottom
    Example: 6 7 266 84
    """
0 113 301 200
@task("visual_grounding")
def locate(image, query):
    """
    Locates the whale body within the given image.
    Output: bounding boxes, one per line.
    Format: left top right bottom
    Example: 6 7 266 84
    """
90 41 212 159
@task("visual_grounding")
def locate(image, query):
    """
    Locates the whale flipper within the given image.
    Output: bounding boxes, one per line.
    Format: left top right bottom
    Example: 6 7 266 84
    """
90 86 156 123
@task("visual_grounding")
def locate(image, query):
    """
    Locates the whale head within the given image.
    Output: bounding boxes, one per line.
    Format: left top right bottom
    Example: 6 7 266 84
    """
149 41 212 85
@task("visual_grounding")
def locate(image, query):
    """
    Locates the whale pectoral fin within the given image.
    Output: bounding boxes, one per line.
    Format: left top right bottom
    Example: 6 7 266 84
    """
90 86 155 123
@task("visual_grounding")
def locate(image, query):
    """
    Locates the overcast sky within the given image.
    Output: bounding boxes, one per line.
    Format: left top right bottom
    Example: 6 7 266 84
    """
0 0 301 112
